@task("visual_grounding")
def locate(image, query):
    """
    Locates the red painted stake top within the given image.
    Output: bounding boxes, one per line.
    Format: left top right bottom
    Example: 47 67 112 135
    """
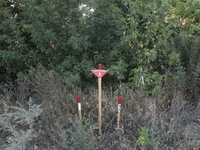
98 64 102 70
118 97 122 104
77 96 81 103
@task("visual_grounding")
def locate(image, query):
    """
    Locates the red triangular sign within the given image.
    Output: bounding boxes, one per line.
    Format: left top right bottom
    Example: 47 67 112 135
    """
91 70 109 78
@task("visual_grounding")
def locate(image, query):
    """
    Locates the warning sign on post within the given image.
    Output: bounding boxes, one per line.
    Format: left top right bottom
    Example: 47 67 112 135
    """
90 64 108 135
91 70 108 78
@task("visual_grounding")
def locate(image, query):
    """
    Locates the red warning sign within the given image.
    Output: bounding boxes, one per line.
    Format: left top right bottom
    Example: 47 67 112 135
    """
91 70 109 78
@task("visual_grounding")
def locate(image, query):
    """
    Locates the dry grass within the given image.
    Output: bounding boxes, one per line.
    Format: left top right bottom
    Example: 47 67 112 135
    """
0 66 199 150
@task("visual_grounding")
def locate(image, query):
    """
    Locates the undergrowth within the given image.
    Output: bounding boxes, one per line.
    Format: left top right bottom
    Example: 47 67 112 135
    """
0 65 199 150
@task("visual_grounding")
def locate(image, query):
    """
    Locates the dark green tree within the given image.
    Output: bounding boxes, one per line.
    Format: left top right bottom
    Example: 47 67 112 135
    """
0 0 94 85
0 0 199 92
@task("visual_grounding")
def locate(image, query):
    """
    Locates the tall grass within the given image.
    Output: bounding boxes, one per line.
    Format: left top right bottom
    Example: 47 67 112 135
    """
0 65 199 149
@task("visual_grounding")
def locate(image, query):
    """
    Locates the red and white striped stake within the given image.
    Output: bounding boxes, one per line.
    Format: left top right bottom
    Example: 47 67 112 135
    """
117 97 122 129
77 96 82 119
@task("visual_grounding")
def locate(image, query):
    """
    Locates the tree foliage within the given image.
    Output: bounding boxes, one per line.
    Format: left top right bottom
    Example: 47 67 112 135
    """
0 0 93 84
0 0 199 92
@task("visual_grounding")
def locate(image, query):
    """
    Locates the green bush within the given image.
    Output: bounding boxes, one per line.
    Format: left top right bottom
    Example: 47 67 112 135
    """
137 127 150 150
0 98 42 150
61 117 95 150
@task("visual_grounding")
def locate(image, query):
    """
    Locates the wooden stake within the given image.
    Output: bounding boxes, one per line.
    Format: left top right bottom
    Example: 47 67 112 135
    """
117 97 122 129
98 78 102 135
77 96 82 119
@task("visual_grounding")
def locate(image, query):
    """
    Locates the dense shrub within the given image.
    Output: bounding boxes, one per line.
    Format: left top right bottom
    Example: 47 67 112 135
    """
0 67 199 149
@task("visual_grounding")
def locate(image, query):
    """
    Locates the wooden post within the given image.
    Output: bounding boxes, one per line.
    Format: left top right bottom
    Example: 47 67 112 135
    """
98 77 102 135
77 96 82 119
117 97 122 129
91 64 108 135
98 64 102 135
